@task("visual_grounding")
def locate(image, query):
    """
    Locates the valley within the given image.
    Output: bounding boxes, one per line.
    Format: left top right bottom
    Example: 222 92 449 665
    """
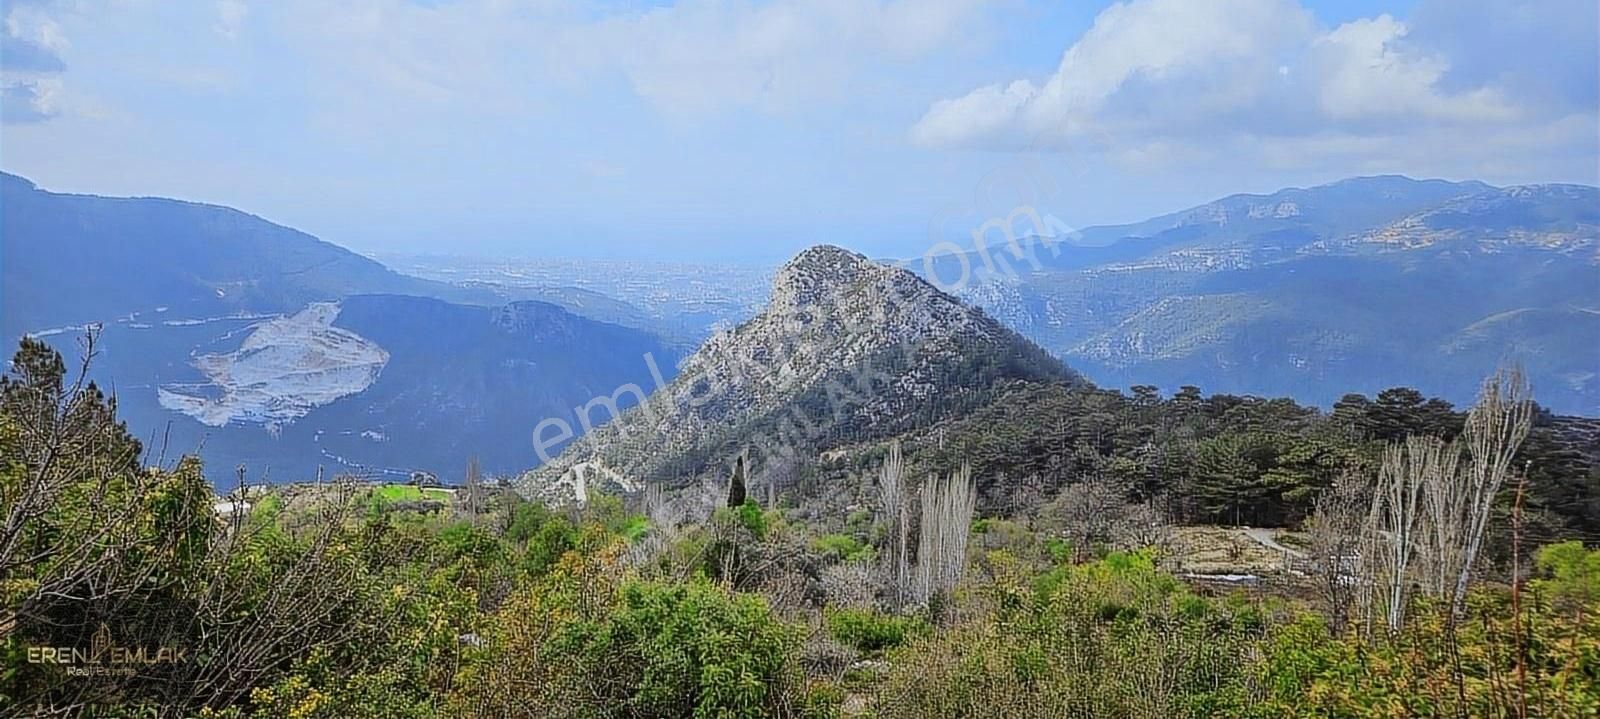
5 172 1597 484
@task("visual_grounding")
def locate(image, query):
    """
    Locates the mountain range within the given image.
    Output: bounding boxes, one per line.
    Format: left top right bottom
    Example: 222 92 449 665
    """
936 176 1599 414
1 172 682 479
2 171 1595 484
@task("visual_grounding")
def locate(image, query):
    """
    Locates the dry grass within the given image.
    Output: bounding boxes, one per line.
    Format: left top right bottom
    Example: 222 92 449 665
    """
1167 526 1288 575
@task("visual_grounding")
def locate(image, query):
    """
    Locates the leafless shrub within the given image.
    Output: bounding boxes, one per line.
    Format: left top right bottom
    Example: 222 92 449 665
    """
1037 474 1169 560
822 559 877 610
1038 474 1127 560
758 567 815 621
1117 500 1173 554
799 631 856 680
1308 472 1369 634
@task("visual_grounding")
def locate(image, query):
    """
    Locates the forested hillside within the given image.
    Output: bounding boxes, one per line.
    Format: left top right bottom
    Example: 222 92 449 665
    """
525 246 1078 502
798 380 1600 548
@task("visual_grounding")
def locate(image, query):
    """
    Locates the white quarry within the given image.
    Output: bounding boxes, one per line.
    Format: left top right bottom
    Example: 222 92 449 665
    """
158 303 388 429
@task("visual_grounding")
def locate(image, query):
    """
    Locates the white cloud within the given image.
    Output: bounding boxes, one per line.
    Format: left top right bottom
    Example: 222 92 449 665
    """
280 0 989 123
912 0 1314 149
2 1 68 124
910 0 1576 174
1 76 62 122
1309 15 1512 124
4 3 69 57
590 0 987 115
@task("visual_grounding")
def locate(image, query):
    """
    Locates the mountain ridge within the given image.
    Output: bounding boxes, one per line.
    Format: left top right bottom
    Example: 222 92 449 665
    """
522 244 1079 500
937 175 1599 414
1 172 690 479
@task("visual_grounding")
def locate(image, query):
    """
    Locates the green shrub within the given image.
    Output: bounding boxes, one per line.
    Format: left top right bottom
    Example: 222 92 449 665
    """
826 608 927 654
734 498 769 539
460 569 831 718
874 552 1256 719
1535 540 1600 610
812 533 873 562
1257 591 1600 718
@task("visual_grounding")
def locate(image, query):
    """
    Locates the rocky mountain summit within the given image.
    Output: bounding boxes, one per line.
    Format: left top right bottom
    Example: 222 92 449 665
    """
522 245 1076 501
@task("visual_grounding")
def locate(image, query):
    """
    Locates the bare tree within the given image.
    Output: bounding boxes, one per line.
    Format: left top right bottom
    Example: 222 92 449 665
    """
763 456 796 509
1039 474 1127 561
912 464 976 614
1353 365 1538 634
1419 441 1469 599
877 440 910 611
1370 436 1457 632
1452 365 1534 615
461 455 485 520
1308 472 1369 634
1117 501 1173 555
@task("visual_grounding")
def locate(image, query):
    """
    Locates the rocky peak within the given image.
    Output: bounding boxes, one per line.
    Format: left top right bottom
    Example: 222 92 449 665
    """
771 245 883 309
523 243 1076 500
766 244 966 332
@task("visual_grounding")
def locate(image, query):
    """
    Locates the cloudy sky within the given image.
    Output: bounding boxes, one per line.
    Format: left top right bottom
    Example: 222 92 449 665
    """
2 0 1595 262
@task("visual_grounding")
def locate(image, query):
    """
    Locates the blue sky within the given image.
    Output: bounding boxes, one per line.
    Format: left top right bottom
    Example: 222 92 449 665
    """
2 0 1595 263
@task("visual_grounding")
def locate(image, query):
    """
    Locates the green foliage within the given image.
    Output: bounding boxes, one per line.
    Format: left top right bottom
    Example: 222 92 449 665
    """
1257 592 1600 717
812 533 873 562
580 580 802 716
371 484 454 503
1535 540 1600 610
1043 537 1073 564
454 550 830 719
826 608 927 654
4 336 1598 718
714 498 771 540
875 551 1260 719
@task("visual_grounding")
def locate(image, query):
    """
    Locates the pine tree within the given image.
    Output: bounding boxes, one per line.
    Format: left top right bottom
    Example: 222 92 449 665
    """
727 450 748 508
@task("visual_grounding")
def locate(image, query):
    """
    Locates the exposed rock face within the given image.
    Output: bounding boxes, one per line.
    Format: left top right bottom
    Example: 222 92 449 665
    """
157 303 388 429
521 245 1076 502
142 293 686 479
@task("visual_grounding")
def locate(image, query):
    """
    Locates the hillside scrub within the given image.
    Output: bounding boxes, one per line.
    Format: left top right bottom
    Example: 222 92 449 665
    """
2 337 1596 717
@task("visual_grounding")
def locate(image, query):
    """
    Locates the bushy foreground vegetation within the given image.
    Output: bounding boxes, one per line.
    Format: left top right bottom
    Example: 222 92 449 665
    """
2 337 1597 717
